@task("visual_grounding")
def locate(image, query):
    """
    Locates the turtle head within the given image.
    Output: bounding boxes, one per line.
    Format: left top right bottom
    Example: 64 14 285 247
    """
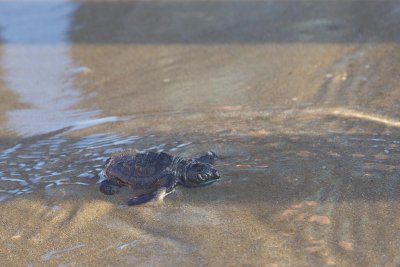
182 162 220 187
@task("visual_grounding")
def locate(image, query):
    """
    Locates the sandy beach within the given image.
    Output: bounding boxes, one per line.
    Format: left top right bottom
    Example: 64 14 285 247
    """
1 0 400 266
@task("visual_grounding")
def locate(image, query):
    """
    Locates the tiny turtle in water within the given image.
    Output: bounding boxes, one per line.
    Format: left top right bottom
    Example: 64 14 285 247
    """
99 151 220 205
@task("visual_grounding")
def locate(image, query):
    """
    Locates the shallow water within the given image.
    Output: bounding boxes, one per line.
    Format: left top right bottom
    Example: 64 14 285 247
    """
1 0 400 266
3 125 400 266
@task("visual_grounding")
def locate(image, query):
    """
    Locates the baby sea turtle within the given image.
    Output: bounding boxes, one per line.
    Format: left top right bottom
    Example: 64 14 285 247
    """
99 151 220 205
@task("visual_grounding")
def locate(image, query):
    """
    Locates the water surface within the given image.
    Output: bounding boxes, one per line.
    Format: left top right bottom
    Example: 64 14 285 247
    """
0 0 99 136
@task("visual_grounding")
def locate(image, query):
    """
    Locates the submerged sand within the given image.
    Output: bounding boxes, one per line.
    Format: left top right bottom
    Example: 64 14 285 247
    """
1 0 400 266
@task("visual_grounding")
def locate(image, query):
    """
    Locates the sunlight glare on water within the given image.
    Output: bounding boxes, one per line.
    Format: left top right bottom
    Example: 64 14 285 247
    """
0 133 141 201
0 0 99 136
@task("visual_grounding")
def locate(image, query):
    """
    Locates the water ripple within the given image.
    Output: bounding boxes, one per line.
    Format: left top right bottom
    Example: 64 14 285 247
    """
0 133 196 202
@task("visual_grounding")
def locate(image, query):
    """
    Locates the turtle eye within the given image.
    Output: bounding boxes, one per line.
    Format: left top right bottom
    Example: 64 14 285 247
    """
104 157 111 166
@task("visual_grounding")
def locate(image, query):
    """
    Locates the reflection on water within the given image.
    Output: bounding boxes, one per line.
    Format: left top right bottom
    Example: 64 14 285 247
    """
0 134 138 201
0 0 99 136
41 243 85 261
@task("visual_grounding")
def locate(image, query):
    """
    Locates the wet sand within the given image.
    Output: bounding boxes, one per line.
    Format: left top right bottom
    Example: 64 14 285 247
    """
1 0 400 266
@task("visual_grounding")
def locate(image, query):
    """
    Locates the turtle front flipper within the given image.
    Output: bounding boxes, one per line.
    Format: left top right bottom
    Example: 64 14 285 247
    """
127 170 178 206
195 151 217 165
127 190 160 206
